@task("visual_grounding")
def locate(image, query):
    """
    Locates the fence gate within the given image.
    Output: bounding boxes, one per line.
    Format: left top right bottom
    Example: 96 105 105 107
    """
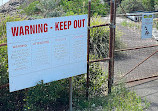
113 2 158 85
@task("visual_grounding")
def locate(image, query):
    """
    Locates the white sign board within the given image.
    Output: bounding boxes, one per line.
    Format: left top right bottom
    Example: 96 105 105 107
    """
7 15 87 92
141 14 153 39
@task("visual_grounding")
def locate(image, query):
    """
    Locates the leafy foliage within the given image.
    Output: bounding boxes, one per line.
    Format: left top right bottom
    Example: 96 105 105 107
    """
0 42 25 111
117 0 145 13
36 0 64 18
61 0 109 16
24 80 69 110
104 83 150 111
142 0 155 11
90 16 110 59
19 0 64 18
90 16 122 59
121 20 141 29
24 62 107 110
117 0 157 13
0 15 27 111
0 15 25 42
19 1 40 15
19 0 109 17
73 83 150 111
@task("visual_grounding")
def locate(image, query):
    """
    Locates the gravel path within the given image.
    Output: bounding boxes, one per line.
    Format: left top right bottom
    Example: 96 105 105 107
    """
102 17 158 82
115 22 158 82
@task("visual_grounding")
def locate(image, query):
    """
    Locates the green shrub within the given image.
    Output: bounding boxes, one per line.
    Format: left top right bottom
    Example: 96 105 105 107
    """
90 16 109 59
0 15 25 42
19 1 40 15
60 0 109 16
0 15 26 111
105 83 150 111
36 0 64 18
73 83 150 111
90 16 122 59
19 0 109 17
0 44 26 111
0 15 26 84
117 0 156 13
121 20 141 29
24 80 69 110
24 62 108 110
19 0 64 18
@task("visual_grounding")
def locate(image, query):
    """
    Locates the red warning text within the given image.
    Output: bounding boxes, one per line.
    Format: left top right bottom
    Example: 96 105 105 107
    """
11 23 48 37
55 19 85 31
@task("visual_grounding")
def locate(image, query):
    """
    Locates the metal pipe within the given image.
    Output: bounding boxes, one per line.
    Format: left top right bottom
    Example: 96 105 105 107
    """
119 50 158 80
88 57 110 63
86 0 91 99
115 45 158 52
69 77 73 111
0 43 7 47
108 0 116 94
116 12 158 17
0 83 9 89
126 75 158 83
89 24 110 29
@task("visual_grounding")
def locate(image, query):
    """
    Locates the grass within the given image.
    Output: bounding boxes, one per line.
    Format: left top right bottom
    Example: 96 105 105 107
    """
121 20 141 30
153 19 158 30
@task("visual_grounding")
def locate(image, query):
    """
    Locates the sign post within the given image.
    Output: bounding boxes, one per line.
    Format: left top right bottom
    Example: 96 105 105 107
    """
69 77 73 111
141 14 154 39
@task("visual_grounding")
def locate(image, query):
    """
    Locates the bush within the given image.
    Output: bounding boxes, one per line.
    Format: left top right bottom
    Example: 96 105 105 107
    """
117 0 144 13
0 15 26 111
90 16 122 59
0 15 25 42
24 62 108 110
105 83 150 110
90 16 110 59
117 0 157 14
61 0 109 16
19 0 64 18
19 1 40 16
24 80 70 110
73 83 150 111
0 44 26 111
19 0 109 17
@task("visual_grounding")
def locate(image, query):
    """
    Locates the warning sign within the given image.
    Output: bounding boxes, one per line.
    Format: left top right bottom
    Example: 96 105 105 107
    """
7 15 87 92
141 14 153 39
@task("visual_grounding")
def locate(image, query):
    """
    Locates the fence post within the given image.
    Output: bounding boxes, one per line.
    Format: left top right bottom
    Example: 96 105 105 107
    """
86 0 91 99
108 0 116 94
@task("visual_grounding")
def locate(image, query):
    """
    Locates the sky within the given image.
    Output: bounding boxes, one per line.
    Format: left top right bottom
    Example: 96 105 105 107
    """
0 0 10 6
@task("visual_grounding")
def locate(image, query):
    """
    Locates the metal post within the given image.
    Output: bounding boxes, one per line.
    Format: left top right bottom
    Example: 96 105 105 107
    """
108 0 116 94
69 77 73 111
86 0 91 99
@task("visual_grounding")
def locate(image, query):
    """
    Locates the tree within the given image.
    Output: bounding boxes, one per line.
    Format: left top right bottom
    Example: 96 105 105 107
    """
117 0 157 14
142 0 155 11
117 0 144 13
